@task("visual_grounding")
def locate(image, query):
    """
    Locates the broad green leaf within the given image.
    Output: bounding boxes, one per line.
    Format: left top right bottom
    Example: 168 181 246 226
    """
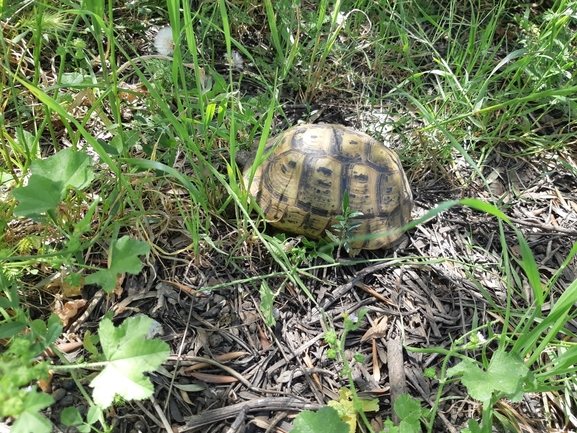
290 406 349 433
447 350 529 402
85 236 150 292
11 128 39 160
12 149 94 218
11 390 53 433
13 175 65 217
109 236 150 273
400 419 421 433
0 321 27 339
86 406 102 424
61 407 83 426
60 72 90 85
90 316 170 408
31 148 94 191
109 129 139 154
394 394 422 423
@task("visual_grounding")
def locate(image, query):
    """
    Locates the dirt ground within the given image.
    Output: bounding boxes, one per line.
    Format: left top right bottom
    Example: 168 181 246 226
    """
42 114 577 432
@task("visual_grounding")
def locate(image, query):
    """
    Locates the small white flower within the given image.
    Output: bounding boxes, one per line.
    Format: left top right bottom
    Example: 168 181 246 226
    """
154 26 174 56
336 11 347 26
229 50 244 70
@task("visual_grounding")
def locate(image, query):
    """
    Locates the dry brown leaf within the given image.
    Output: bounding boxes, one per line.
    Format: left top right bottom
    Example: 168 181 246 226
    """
257 324 271 349
361 316 389 342
164 280 198 295
43 341 84 358
179 388 195 405
303 351 322 389
183 352 250 372
54 299 87 327
189 372 238 384
252 417 289 433
372 339 381 382
44 273 84 297
118 83 149 103
38 370 53 393
112 273 125 297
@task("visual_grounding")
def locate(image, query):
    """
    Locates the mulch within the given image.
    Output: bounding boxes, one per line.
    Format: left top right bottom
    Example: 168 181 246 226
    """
42 136 577 432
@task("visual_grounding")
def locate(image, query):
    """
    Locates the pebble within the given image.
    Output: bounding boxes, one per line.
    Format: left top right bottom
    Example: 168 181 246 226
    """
51 388 66 402
58 395 75 407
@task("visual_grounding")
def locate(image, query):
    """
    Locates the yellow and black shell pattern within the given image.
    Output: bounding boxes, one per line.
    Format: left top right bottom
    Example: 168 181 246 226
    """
243 124 413 251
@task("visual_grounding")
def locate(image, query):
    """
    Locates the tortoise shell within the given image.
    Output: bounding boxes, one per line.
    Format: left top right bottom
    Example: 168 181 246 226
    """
242 124 412 250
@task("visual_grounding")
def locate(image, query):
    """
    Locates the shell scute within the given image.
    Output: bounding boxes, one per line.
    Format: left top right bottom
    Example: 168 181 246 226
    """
243 124 412 250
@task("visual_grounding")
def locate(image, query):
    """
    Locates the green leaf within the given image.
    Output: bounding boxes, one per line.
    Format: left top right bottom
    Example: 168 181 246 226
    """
11 389 53 433
516 230 543 304
549 344 577 372
83 330 99 356
86 405 102 424
259 281 276 326
344 308 368 332
45 320 64 346
90 316 170 408
83 0 104 18
62 405 93 432
460 198 510 223
383 419 400 433
12 175 65 217
31 148 94 191
12 149 94 218
0 321 27 339
85 236 150 292
110 236 150 273
393 394 423 433
60 72 90 85
446 350 529 402
394 394 422 423
109 129 140 154
290 406 349 433
327 387 378 433
61 407 83 426
462 419 483 433
400 419 422 433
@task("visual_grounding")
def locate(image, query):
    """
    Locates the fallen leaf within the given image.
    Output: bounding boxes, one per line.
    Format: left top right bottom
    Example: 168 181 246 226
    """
257 324 271 349
189 372 239 384
361 316 389 342
54 299 87 327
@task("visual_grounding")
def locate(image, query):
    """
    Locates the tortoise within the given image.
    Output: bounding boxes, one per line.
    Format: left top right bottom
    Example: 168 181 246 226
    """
239 124 412 251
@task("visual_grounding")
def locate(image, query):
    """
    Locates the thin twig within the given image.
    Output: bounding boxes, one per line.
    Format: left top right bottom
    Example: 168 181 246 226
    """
178 397 320 431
